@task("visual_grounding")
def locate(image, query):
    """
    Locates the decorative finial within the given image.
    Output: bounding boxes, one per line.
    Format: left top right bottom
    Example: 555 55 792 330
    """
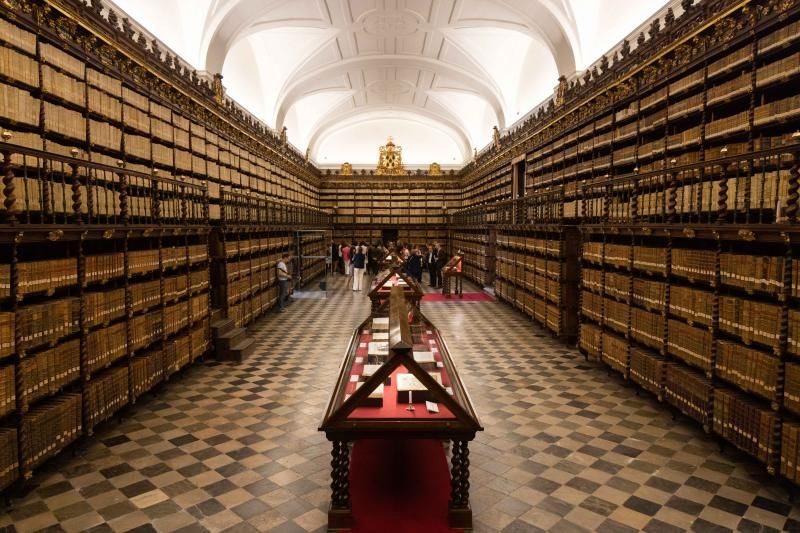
70 148 79 158
1 131 11 142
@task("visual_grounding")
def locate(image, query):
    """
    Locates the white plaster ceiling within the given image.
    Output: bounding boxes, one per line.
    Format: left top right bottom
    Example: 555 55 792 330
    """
109 0 669 167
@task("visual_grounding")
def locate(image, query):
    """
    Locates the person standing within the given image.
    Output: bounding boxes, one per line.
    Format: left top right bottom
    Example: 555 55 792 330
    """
277 252 292 312
434 248 448 288
341 241 352 276
352 244 366 291
368 242 381 276
407 249 423 283
331 241 340 276
427 244 440 287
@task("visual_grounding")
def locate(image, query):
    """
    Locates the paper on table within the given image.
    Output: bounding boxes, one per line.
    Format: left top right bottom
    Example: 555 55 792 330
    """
355 357 364 364
413 351 435 363
362 364 382 377
372 332 389 340
350 375 359 382
425 401 439 413
359 342 367 348
368 342 389 356
396 372 443 391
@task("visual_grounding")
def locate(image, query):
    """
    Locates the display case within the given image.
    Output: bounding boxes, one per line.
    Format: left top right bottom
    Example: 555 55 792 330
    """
319 287 482 530
442 254 464 298
367 264 423 314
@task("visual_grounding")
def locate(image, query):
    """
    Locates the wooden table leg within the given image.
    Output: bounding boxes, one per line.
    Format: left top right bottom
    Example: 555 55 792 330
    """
448 439 473 529
328 440 353 530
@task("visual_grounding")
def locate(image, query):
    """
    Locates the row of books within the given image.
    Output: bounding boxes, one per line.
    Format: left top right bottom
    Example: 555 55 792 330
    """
86 366 129 428
0 428 17 492
86 322 127 374
22 392 81 471
0 363 14 418
0 45 38 88
18 298 80 352
496 236 563 257
20 339 80 408
221 237 292 258
713 388 777 464
601 330 628 375
716 340 778 402
494 280 573 337
0 258 78 299
719 297 782 351
228 285 278 328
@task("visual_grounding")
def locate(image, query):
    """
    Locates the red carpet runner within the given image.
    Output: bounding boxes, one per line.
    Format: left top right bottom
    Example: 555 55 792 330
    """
421 292 494 302
347 439 462 533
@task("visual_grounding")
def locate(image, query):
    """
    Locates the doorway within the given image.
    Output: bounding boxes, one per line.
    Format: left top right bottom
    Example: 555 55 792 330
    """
382 228 398 246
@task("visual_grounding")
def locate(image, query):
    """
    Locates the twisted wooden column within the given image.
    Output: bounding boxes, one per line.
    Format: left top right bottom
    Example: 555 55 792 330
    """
449 440 471 509
667 167 678 223
70 159 82 224
716 162 729 223
3 146 17 224
786 152 799 223
119 169 129 225
330 441 351 510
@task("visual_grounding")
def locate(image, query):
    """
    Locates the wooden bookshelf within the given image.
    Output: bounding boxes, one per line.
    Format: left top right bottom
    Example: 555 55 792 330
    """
449 1 800 484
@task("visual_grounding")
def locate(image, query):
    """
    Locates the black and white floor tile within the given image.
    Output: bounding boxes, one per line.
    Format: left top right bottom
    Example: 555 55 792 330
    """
1 273 799 532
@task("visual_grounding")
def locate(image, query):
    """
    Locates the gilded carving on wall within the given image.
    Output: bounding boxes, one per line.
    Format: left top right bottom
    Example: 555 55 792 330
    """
429 162 442 176
340 162 353 175
375 137 405 175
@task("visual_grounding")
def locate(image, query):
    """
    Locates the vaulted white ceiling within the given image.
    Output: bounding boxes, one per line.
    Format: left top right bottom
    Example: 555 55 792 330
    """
109 0 669 167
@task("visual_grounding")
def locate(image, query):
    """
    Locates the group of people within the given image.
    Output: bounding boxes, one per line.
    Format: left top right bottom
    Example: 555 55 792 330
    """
277 240 451 312
392 242 448 288
331 240 449 289
331 241 380 291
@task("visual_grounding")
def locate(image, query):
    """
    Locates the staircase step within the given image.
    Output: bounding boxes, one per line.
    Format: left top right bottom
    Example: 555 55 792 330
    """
215 327 248 354
211 318 235 337
226 338 257 362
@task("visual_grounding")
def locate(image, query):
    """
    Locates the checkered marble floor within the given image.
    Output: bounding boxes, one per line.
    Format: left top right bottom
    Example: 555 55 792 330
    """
2 273 800 533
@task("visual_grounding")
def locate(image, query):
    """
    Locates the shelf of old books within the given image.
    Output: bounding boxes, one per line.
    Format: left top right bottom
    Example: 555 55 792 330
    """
211 229 293 329
495 225 580 339
449 228 495 287
459 3 800 215
576 223 800 477
319 287 482 530
0 140 213 493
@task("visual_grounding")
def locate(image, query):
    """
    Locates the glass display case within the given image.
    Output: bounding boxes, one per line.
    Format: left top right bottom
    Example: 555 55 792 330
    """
367 264 424 313
443 254 464 298
319 286 482 530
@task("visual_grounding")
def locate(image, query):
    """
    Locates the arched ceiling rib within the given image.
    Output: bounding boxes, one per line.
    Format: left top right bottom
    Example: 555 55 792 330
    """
111 0 670 166
198 0 579 164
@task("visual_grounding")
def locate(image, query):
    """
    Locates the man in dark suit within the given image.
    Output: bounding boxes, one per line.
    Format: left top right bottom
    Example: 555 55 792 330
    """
426 244 439 287
433 246 448 288
330 242 340 275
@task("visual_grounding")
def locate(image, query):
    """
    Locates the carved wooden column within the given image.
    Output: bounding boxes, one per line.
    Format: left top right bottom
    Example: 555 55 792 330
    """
70 149 82 225
448 439 473 529
667 160 678 224
2 131 17 224
328 440 353 529
716 148 729 223
786 146 799 224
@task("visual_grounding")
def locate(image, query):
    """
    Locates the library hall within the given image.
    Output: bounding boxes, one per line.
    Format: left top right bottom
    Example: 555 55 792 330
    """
2 0 800 531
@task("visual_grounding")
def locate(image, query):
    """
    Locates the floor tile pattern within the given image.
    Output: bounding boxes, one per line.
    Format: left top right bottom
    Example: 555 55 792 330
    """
1 273 799 532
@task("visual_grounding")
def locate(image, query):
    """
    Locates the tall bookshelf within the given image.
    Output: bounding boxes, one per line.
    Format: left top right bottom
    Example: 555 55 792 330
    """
450 0 800 484
0 142 210 492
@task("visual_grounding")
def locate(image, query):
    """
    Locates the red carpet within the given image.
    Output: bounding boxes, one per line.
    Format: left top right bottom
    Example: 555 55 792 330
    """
422 292 494 302
347 439 462 533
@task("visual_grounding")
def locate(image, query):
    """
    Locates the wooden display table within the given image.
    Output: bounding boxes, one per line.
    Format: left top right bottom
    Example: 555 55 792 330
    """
442 255 463 298
367 265 423 314
319 287 483 531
